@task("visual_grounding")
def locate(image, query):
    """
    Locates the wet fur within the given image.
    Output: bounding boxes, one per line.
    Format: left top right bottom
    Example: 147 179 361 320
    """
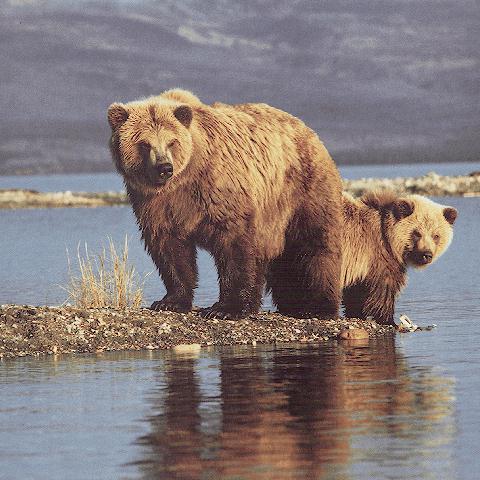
108 89 343 318
341 190 457 324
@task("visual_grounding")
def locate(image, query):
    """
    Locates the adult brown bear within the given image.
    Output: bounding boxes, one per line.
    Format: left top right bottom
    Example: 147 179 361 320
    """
108 89 343 319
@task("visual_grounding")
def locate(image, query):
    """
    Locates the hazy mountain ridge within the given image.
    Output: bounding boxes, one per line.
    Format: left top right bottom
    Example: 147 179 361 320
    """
0 0 478 175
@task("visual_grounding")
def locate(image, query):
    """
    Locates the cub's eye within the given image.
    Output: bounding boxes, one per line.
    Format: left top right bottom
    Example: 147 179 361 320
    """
167 140 177 149
433 234 440 242
412 230 422 240
138 142 150 153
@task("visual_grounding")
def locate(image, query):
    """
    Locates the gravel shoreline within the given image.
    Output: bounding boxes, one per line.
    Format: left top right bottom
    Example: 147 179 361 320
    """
0 305 395 359
0 189 127 209
1 172 479 209
343 171 480 197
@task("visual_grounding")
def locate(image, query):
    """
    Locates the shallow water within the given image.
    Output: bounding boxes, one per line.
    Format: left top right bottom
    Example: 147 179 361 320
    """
0 166 477 310
0 340 461 480
1 168 479 479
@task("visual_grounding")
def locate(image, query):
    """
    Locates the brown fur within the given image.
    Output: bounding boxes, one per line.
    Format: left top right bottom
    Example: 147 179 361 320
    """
160 88 203 105
341 190 457 324
108 89 343 318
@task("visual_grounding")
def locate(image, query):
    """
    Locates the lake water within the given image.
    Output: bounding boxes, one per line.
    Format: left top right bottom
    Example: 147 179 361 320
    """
0 161 479 192
1 165 480 479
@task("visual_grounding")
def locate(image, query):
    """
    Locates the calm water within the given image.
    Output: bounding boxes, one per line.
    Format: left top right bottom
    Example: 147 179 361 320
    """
0 341 459 480
1 167 480 479
0 161 479 192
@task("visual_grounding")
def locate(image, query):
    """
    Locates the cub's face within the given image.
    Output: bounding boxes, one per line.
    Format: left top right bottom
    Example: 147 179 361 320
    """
107 100 193 192
388 195 457 269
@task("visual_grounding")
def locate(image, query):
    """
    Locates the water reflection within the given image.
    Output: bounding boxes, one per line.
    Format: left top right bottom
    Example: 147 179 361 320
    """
134 338 455 479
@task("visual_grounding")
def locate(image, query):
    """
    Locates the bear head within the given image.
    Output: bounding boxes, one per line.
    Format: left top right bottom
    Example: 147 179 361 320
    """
107 97 194 193
361 191 457 268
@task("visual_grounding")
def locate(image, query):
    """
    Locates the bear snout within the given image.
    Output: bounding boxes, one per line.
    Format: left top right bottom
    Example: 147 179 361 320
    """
421 250 433 263
155 162 174 181
414 250 433 265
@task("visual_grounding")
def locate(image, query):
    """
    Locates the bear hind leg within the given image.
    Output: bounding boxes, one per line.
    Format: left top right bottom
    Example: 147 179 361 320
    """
267 246 305 316
269 208 342 319
269 240 341 318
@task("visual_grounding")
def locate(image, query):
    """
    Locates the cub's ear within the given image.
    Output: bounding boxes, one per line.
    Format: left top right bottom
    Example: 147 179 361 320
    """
391 199 414 220
107 103 129 130
361 189 398 210
173 105 193 128
443 207 457 225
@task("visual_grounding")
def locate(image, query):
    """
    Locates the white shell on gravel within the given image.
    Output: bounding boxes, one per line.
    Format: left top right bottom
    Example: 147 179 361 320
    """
398 314 419 332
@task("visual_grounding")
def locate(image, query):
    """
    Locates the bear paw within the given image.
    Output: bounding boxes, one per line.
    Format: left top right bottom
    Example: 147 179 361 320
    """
150 299 191 313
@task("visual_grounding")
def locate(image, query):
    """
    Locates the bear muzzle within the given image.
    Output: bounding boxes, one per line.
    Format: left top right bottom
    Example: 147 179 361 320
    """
154 162 174 183
411 250 433 266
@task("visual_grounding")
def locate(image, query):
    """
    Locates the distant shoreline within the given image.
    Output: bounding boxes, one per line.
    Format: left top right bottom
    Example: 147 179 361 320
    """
0 172 478 209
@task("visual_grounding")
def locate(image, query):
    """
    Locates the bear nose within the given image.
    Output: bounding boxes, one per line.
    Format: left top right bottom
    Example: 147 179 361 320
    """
156 162 173 178
422 251 433 263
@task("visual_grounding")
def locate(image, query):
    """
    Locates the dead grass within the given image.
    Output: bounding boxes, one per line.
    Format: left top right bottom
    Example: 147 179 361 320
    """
66 236 148 309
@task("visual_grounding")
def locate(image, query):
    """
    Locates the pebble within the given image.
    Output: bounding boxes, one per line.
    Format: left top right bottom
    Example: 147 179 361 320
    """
172 343 202 355
339 328 369 340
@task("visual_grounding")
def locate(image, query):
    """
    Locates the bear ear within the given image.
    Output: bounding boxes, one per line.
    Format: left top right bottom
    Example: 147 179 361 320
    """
443 207 457 225
361 190 398 210
173 105 193 128
107 103 129 130
391 199 414 220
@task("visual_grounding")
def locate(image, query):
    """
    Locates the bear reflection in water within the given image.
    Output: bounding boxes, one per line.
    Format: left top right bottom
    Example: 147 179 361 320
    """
132 339 454 479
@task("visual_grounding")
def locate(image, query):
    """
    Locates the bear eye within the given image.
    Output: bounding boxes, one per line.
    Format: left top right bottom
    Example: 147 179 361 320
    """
412 230 422 241
138 141 150 153
433 234 440 242
167 140 177 149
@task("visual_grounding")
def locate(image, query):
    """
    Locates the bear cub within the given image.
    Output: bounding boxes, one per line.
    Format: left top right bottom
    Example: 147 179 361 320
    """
341 190 457 325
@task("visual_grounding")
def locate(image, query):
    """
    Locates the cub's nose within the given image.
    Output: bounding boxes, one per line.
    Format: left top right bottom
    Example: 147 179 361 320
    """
421 251 433 263
156 162 173 179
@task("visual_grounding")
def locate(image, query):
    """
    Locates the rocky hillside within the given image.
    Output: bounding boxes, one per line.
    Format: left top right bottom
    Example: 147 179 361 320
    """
0 0 478 174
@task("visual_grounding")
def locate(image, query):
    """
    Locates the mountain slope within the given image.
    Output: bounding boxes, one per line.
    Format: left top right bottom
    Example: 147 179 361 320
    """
0 0 478 174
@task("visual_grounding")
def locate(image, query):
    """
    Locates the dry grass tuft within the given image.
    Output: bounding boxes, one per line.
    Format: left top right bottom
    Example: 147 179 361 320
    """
66 236 147 309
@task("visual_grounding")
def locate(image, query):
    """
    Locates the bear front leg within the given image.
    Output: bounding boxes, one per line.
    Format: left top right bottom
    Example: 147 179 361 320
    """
148 237 198 313
343 281 396 326
202 241 265 319
363 287 396 326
